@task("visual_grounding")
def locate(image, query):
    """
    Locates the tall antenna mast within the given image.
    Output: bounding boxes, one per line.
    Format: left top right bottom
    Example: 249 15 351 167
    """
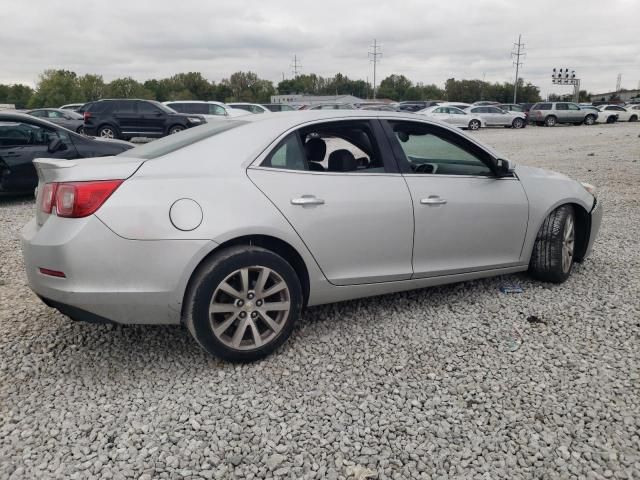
616 73 622 92
368 39 382 99
511 34 525 103
291 55 302 78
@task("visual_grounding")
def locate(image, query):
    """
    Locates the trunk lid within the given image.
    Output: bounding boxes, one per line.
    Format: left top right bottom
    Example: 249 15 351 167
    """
34 155 144 226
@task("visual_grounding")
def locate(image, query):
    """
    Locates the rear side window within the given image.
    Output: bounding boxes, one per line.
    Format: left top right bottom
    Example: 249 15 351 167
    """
532 103 551 110
86 101 109 113
114 101 136 114
169 103 208 115
556 103 568 111
0 122 57 147
262 133 308 171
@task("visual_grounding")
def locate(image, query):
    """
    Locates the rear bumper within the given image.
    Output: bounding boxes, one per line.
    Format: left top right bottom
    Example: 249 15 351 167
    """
583 198 603 259
21 216 212 324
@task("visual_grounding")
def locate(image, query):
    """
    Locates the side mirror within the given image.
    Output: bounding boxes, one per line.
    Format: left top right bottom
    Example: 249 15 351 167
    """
47 137 64 153
495 158 515 176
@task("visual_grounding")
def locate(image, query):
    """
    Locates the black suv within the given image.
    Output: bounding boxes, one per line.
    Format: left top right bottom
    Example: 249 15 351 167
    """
83 99 206 140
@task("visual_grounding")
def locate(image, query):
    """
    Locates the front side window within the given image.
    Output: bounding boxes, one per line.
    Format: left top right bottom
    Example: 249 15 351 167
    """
138 101 162 115
567 104 581 111
0 122 58 147
30 110 46 118
387 121 493 176
47 110 65 118
209 104 226 115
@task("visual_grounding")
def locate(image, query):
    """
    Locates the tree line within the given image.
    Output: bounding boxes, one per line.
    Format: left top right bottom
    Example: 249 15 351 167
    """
0 69 545 108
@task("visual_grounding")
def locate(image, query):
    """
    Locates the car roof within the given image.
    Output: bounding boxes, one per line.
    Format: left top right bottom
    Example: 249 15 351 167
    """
164 100 226 106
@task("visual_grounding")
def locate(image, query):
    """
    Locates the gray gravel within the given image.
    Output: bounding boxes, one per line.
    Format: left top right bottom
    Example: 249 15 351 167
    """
1 123 639 480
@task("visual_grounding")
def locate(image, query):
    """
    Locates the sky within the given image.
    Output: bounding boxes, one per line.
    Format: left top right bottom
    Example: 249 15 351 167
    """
2 0 639 97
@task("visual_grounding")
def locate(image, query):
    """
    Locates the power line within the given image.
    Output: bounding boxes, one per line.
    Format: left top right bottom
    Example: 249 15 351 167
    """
368 39 382 99
511 34 525 103
291 55 302 78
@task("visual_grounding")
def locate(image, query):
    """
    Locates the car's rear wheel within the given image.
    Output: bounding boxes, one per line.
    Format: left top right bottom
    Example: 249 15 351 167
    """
544 116 557 127
512 118 524 129
584 114 596 126
630 115 638 122
184 246 302 362
97 124 118 139
605 115 616 124
468 119 481 130
169 125 185 135
529 205 575 283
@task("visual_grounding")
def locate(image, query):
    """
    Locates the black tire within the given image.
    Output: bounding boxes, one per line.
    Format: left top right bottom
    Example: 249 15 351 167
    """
535 121 544 127
184 245 303 362
76 126 85 135
583 114 596 126
529 205 576 283
512 118 525 129
544 116 557 127
468 119 481 131
630 115 638 122
605 115 616 124
168 125 185 135
97 124 119 139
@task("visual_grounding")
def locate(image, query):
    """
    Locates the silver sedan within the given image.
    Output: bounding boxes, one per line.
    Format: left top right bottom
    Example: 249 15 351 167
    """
465 105 527 128
416 105 486 130
21 111 602 361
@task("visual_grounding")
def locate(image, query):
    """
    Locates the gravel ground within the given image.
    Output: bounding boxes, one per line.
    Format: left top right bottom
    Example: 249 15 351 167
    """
1 123 639 480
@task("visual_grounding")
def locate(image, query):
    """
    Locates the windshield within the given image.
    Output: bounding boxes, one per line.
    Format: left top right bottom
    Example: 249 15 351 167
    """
120 120 247 159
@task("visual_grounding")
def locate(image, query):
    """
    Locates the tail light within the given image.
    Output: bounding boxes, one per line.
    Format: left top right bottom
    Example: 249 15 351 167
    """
40 180 123 218
83 111 91 121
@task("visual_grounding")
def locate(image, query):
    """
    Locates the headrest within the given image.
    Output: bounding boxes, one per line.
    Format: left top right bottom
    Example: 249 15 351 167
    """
308 161 325 172
328 149 357 172
305 137 326 162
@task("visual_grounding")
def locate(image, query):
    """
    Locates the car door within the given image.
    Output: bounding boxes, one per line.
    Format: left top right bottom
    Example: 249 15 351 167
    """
567 103 583 122
45 110 72 129
470 107 489 125
0 121 78 192
431 107 452 124
487 107 509 126
137 101 166 136
555 103 570 122
247 119 414 285
447 107 467 127
112 100 139 136
382 119 529 277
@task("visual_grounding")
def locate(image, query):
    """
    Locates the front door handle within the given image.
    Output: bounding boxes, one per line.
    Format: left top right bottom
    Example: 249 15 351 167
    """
420 195 447 206
291 195 325 206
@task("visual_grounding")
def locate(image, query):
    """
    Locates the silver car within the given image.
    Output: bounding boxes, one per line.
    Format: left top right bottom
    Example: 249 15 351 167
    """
21 111 602 361
465 105 527 128
416 105 486 130
26 108 85 134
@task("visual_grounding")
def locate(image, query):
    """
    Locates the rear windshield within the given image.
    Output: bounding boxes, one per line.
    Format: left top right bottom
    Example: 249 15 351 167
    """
120 120 247 159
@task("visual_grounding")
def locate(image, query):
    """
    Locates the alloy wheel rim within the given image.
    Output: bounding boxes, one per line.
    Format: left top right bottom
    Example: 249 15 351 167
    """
170 127 184 134
470 121 479 130
562 216 575 273
209 266 290 351
100 128 114 138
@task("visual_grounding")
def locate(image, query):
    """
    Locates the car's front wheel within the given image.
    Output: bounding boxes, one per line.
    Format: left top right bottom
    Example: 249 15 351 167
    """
184 246 303 361
468 119 481 130
169 125 185 135
529 205 576 283
512 118 525 129
584 115 596 126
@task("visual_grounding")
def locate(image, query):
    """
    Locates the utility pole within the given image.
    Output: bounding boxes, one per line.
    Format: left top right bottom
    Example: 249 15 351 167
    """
511 34 525 104
291 55 302 78
616 73 622 92
368 39 382 99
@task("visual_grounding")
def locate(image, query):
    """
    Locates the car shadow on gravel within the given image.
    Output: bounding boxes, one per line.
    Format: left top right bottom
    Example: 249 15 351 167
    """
0 194 34 206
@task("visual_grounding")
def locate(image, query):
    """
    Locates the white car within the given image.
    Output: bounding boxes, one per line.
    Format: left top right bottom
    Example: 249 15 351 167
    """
163 101 250 121
417 105 486 130
227 103 272 114
465 105 527 128
598 105 639 122
439 102 472 110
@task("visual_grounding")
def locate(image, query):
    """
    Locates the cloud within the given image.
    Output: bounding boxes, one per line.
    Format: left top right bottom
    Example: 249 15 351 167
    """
1 0 638 96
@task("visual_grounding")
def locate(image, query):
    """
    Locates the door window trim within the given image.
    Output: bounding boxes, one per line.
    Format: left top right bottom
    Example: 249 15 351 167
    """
252 118 401 175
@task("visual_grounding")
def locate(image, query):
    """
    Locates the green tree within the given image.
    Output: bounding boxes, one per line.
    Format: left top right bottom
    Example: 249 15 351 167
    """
28 69 82 107
77 74 105 102
220 71 275 102
105 77 154 99
0 84 34 108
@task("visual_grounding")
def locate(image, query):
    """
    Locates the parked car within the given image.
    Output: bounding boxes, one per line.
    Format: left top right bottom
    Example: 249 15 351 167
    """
580 105 617 124
21 110 601 361
227 103 271 114
464 106 527 128
163 101 249 119
261 104 296 112
82 99 206 140
529 102 597 126
0 112 132 194
59 103 84 111
472 101 500 106
399 101 443 110
499 104 524 113
416 105 485 130
25 108 85 133
598 105 638 122
441 102 472 110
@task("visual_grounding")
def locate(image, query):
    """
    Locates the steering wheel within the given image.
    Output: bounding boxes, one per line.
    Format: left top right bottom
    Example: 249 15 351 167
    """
414 163 437 174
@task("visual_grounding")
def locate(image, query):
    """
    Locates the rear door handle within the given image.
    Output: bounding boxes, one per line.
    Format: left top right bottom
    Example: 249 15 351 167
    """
291 195 325 206
420 195 447 205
